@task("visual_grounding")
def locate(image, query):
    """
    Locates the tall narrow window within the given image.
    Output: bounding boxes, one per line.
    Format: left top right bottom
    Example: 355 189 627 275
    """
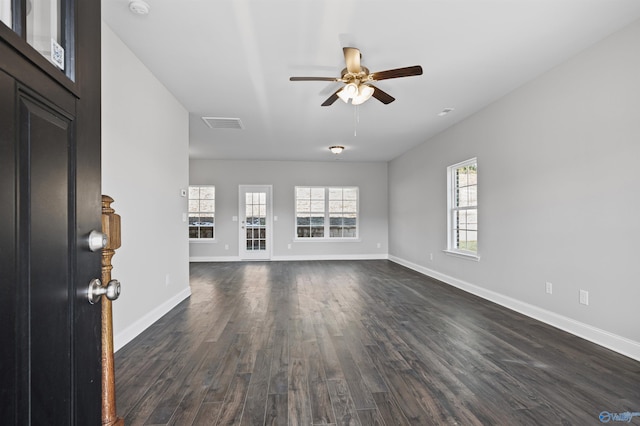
295 186 358 239
188 186 215 239
447 159 478 257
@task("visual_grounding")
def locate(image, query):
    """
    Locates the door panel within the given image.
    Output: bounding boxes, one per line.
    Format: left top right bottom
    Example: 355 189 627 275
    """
0 0 102 422
18 93 74 424
239 185 272 260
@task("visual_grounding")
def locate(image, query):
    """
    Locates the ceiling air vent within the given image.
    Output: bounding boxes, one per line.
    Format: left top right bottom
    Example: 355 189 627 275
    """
201 117 244 130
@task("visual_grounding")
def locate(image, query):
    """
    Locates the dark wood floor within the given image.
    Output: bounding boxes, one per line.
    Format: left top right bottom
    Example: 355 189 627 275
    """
115 260 640 425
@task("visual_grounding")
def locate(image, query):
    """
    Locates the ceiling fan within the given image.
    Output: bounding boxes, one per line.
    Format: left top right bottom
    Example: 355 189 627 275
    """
290 47 423 106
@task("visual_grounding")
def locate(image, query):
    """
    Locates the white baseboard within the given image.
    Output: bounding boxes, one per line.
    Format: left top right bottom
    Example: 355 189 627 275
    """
190 256 241 262
190 254 389 262
389 255 640 362
114 287 191 352
271 254 389 261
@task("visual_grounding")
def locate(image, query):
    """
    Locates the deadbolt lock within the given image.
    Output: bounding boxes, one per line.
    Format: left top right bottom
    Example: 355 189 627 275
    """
88 230 108 252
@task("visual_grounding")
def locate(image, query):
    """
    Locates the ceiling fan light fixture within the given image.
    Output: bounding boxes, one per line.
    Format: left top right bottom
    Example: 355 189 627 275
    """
329 145 344 154
352 85 374 106
338 83 359 103
290 47 422 107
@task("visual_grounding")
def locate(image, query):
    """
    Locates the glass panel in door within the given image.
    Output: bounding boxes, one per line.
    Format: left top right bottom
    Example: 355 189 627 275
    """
239 185 271 260
26 0 65 70
0 0 12 29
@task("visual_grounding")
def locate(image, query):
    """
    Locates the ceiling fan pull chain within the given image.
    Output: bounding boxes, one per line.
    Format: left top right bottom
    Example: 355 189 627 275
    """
354 105 359 136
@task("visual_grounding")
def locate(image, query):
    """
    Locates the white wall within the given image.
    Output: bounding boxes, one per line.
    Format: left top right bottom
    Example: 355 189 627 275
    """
190 160 388 260
101 22 190 351
389 20 640 360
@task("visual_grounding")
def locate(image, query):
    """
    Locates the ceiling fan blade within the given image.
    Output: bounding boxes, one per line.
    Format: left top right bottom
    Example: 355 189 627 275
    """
370 65 423 81
290 76 339 81
343 47 361 74
370 85 395 104
321 89 341 107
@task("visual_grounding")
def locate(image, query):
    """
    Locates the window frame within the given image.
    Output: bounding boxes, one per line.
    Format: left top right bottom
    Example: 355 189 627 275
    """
188 185 215 241
445 158 479 260
294 186 359 241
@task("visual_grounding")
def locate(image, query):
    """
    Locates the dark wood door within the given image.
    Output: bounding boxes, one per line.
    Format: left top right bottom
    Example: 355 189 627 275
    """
0 0 102 424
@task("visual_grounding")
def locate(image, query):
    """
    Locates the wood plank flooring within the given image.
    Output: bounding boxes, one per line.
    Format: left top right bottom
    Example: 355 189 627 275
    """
115 261 640 425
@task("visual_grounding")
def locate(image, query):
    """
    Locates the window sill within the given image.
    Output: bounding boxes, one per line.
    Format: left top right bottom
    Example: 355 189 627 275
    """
443 249 480 261
189 238 217 243
294 238 361 243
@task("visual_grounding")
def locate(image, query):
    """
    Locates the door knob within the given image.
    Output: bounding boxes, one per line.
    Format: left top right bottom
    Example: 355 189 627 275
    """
87 278 121 304
88 230 108 252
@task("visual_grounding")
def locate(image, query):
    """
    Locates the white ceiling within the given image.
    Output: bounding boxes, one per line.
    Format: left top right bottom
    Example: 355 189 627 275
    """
102 0 640 162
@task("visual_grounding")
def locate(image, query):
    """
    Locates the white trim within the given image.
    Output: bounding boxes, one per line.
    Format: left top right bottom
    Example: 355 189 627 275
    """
271 253 388 261
113 287 191 352
389 255 640 362
442 249 480 261
293 238 362 243
190 254 388 262
190 256 241 262
448 157 478 171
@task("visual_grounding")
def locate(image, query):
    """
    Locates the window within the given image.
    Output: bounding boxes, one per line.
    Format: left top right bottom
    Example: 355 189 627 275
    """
447 159 478 257
189 186 215 239
295 186 358 239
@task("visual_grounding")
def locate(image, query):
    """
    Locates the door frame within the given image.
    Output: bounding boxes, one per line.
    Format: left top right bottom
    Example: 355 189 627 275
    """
238 185 273 260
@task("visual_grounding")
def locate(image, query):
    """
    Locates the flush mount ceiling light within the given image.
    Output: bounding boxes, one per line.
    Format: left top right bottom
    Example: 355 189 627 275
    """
329 145 344 154
129 0 150 15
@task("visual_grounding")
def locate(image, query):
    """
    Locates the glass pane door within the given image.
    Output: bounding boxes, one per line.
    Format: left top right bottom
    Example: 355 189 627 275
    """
27 0 64 70
239 185 271 260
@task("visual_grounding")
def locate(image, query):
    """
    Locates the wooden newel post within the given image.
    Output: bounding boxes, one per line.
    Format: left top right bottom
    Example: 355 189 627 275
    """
101 195 124 426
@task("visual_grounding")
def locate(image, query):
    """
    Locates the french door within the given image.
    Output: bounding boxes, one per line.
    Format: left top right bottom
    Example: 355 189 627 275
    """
239 185 272 260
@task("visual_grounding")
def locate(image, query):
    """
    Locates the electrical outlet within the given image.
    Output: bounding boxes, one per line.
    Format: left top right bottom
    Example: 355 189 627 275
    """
430 253 434 261
287 243 291 249
224 244 229 250
377 242 381 248
579 289 589 305
545 282 552 294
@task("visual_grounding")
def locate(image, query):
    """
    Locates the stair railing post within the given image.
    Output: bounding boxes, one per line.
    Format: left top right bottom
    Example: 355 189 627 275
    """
101 195 124 426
